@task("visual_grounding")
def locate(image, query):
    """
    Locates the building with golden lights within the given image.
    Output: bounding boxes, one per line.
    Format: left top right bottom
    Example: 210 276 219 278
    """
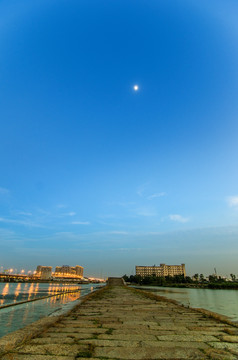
54 265 84 278
136 263 186 278
36 264 84 279
36 266 52 280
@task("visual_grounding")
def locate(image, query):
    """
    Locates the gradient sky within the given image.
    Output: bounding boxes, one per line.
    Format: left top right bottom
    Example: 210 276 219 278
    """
1 0 238 277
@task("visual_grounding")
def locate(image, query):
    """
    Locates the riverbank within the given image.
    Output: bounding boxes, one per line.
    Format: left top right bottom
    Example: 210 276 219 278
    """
1 278 238 359
126 281 238 290
123 275 238 289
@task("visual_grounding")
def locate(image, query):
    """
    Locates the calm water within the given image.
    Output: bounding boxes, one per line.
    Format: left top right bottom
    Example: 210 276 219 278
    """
136 286 238 322
0 282 104 338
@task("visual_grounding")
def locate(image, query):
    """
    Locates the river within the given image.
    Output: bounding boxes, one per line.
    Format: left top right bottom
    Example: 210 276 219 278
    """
135 286 238 322
0 282 104 338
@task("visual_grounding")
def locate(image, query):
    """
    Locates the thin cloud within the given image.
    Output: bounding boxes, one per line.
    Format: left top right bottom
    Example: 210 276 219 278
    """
136 207 157 217
36 208 51 216
0 217 43 227
137 187 144 197
136 182 150 197
57 204 67 209
71 221 90 225
147 192 166 200
98 214 117 219
66 212 76 216
118 202 136 207
169 214 189 223
17 212 32 216
227 196 238 207
109 231 128 235
0 187 9 194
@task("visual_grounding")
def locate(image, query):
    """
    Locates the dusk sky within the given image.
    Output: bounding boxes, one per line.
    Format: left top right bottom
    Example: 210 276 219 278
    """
1 0 238 277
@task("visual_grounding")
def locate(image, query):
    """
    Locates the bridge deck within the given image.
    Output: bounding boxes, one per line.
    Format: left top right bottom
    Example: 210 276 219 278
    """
1 281 238 359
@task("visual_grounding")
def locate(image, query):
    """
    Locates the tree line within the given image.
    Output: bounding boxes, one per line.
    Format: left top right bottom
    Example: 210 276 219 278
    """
122 273 238 289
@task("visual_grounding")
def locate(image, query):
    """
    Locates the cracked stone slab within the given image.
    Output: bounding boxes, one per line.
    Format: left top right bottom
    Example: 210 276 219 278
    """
157 334 219 342
98 333 158 340
1 355 76 360
16 344 85 356
30 337 76 344
80 339 140 347
208 342 238 354
94 345 206 359
204 348 238 360
219 335 238 343
141 340 209 348
188 326 229 331
45 330 105 339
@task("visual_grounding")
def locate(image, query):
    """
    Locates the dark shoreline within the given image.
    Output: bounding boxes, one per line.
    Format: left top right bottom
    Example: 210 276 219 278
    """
128 283 238 290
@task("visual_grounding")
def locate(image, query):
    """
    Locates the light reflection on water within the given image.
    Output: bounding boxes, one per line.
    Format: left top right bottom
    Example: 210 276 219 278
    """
137 286 238 322
0 283 103 338
0 282 81 306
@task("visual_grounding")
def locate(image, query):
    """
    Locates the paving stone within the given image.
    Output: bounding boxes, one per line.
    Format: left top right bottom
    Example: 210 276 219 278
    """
80 339 140 347
112 328 177 335
208 342 238 354
151 325 188 331
98 333 158 340
101 322 152 329
17 344 84 356
188 326 228 332
220 335 238 343
122 320 158 326
142 340 209 348
204 348 238 360
94 345 206 359
45 331 103 339
1 355 76 360
49 325 100 332
157 334 219 342
223 328 238 335
30 337 75 344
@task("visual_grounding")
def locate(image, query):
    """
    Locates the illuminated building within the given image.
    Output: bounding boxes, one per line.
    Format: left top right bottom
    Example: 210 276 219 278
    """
74 265 84 277
136 263 186 278
36 266 52 280
36 264 83 279
54 265 83 278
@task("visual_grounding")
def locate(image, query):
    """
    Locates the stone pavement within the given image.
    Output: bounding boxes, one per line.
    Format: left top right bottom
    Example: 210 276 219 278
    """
1 282 238 360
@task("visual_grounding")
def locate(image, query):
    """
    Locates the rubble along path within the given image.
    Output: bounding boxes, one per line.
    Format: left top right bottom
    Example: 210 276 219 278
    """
1 278 238 360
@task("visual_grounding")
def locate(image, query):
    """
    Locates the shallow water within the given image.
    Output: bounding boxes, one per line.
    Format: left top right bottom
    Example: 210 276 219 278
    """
136 286 238 322
0 282 104 338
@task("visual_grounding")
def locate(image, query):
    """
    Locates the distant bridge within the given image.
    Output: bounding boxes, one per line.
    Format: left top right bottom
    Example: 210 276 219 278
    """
0 273 28 281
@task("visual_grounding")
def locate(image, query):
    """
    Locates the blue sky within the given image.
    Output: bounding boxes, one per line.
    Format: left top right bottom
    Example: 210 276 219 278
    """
1 0 238 277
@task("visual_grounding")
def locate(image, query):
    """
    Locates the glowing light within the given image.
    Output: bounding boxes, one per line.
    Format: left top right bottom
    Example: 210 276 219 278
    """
133 85 139 91
15 283 21 298
2 283 9 297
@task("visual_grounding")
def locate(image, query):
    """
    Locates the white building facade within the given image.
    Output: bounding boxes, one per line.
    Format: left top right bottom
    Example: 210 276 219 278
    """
136 263 186 278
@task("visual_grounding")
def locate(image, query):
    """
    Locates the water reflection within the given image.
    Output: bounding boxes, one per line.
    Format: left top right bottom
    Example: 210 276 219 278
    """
137 286 238 321
2 284 9 297
0 283 83 306
14 283 21 298
28 283 34 300
0 283 103 338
